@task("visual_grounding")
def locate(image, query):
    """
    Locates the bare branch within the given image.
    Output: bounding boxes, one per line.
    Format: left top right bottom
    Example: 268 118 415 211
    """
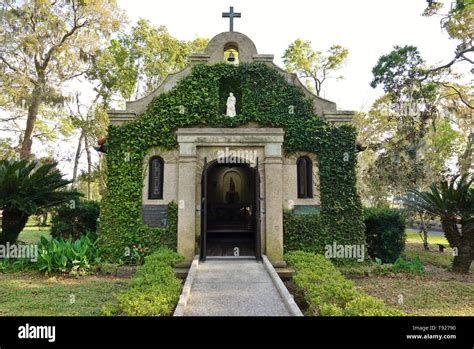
440 83 474 109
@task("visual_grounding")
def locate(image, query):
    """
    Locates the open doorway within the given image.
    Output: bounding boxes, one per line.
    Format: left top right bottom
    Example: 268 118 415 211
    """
200 159 261 260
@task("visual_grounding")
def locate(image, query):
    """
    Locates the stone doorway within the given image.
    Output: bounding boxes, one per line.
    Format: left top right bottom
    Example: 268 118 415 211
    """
201 160 260 258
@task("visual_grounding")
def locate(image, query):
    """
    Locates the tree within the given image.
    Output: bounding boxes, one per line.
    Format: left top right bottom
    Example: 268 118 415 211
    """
68 93 108 198
0 0 123 158
0 158 80 244
87 19 209 101
81 21 208 199
282 39 349 96
422 0 473 109
404 175 473 273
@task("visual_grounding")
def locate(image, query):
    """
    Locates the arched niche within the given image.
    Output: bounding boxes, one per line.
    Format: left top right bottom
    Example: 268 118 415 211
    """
219 75 242 115
224 42 239 64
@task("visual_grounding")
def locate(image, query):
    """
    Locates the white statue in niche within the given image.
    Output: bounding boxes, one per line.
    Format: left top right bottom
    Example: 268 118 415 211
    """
226 92 236 117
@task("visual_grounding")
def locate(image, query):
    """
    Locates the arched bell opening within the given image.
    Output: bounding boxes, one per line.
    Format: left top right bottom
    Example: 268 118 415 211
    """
223 42 239 65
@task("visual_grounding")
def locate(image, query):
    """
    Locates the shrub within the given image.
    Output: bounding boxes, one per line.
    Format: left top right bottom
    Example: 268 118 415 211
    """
102 247 184 316
364 208 406 263
98 201 178 262
392 256 424 275
50 200 100 240
36 234 99 275
283 211 330 252
285 251 403 316
343 294 404 316
0 158 80 244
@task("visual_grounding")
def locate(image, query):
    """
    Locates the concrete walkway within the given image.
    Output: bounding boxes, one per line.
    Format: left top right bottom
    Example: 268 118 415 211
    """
177 258 300 316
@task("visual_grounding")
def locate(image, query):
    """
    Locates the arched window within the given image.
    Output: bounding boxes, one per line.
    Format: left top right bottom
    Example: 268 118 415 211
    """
297 156 313 199
148 157 164 200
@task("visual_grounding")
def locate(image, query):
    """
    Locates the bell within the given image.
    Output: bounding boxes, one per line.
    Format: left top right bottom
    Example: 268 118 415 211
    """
227 52 235 62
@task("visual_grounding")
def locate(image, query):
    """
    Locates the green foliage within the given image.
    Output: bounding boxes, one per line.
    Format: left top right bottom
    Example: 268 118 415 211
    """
88 19 209 101
102 248 183 316
283 211 329 252
0 0 123 156
0 158 80 244
36 234 99 275
100 63 365 260
343 293 404 316
364 208 406 263
370 45 425 93
99 201 177 262
283 39 349 96
285 251 403 316
392 256 424 275
403 175 473 273
404 175 473 223
50 200 100 240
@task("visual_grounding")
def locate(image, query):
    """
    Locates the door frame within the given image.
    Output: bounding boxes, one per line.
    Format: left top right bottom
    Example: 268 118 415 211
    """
200 158 262 260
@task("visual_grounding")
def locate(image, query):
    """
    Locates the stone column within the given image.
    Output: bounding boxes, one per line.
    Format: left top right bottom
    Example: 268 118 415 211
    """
177 142 197 262
264 143 284 265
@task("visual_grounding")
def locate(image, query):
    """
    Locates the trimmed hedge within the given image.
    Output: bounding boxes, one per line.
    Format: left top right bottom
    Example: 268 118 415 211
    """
51 200 100 240
100 62 365 261
285 251 403 316
101 247 184 316
364 208 406 263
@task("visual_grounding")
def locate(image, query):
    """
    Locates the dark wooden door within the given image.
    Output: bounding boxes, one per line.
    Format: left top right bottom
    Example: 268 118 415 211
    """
254 158 262 260
200 158 208 261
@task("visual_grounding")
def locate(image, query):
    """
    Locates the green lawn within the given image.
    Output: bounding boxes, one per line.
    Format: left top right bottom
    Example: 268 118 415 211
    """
16 225 51 244
352 276 474 316
0 225 125 316
405 229 448 245
0 272 127 316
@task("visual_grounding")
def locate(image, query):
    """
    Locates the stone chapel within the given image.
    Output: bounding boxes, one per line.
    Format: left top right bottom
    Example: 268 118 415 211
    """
106 28 355 266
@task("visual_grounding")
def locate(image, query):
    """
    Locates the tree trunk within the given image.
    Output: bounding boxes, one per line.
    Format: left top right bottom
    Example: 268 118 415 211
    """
20 84 43 159
72 131 84 184
442 218 472 273
452 239 472 274
84 136 92 200
419 213 429 251
459 134 473 176
0 209 29 244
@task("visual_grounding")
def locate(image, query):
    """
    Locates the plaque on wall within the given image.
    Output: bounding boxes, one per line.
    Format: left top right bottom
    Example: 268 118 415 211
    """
142 205 168 228
293 205 321 215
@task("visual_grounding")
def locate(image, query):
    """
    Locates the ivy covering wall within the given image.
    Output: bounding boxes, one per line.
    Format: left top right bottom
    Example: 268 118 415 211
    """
98 63 365 261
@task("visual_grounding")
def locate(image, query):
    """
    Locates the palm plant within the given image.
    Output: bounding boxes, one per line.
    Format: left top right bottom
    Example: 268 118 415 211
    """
0 159 80 244
403 175 473 273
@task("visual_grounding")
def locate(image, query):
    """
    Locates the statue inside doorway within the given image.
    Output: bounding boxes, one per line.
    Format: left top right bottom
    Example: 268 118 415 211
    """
225 177 240 203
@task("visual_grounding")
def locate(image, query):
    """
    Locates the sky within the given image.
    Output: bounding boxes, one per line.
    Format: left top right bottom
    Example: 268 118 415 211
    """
117 0 461 111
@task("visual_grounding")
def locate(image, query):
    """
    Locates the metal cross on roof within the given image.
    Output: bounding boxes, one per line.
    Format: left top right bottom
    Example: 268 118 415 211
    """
222 6 241 32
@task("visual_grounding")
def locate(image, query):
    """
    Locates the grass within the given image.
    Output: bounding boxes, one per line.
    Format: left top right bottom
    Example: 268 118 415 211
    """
352 276 474 316
405 229 448 245
0 272 126 316
0 224 124 316
17 225 51 244
341 234 474 316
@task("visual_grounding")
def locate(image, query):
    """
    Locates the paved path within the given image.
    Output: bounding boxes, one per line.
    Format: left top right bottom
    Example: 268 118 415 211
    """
181 259 293 316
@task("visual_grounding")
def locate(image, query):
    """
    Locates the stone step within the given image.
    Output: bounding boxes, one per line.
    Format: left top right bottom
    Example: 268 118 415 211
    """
174 266 294 280
275 267 295 280
174 267 190 279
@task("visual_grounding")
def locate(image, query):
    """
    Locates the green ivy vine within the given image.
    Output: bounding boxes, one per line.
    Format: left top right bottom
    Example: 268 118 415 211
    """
98 63 365 261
